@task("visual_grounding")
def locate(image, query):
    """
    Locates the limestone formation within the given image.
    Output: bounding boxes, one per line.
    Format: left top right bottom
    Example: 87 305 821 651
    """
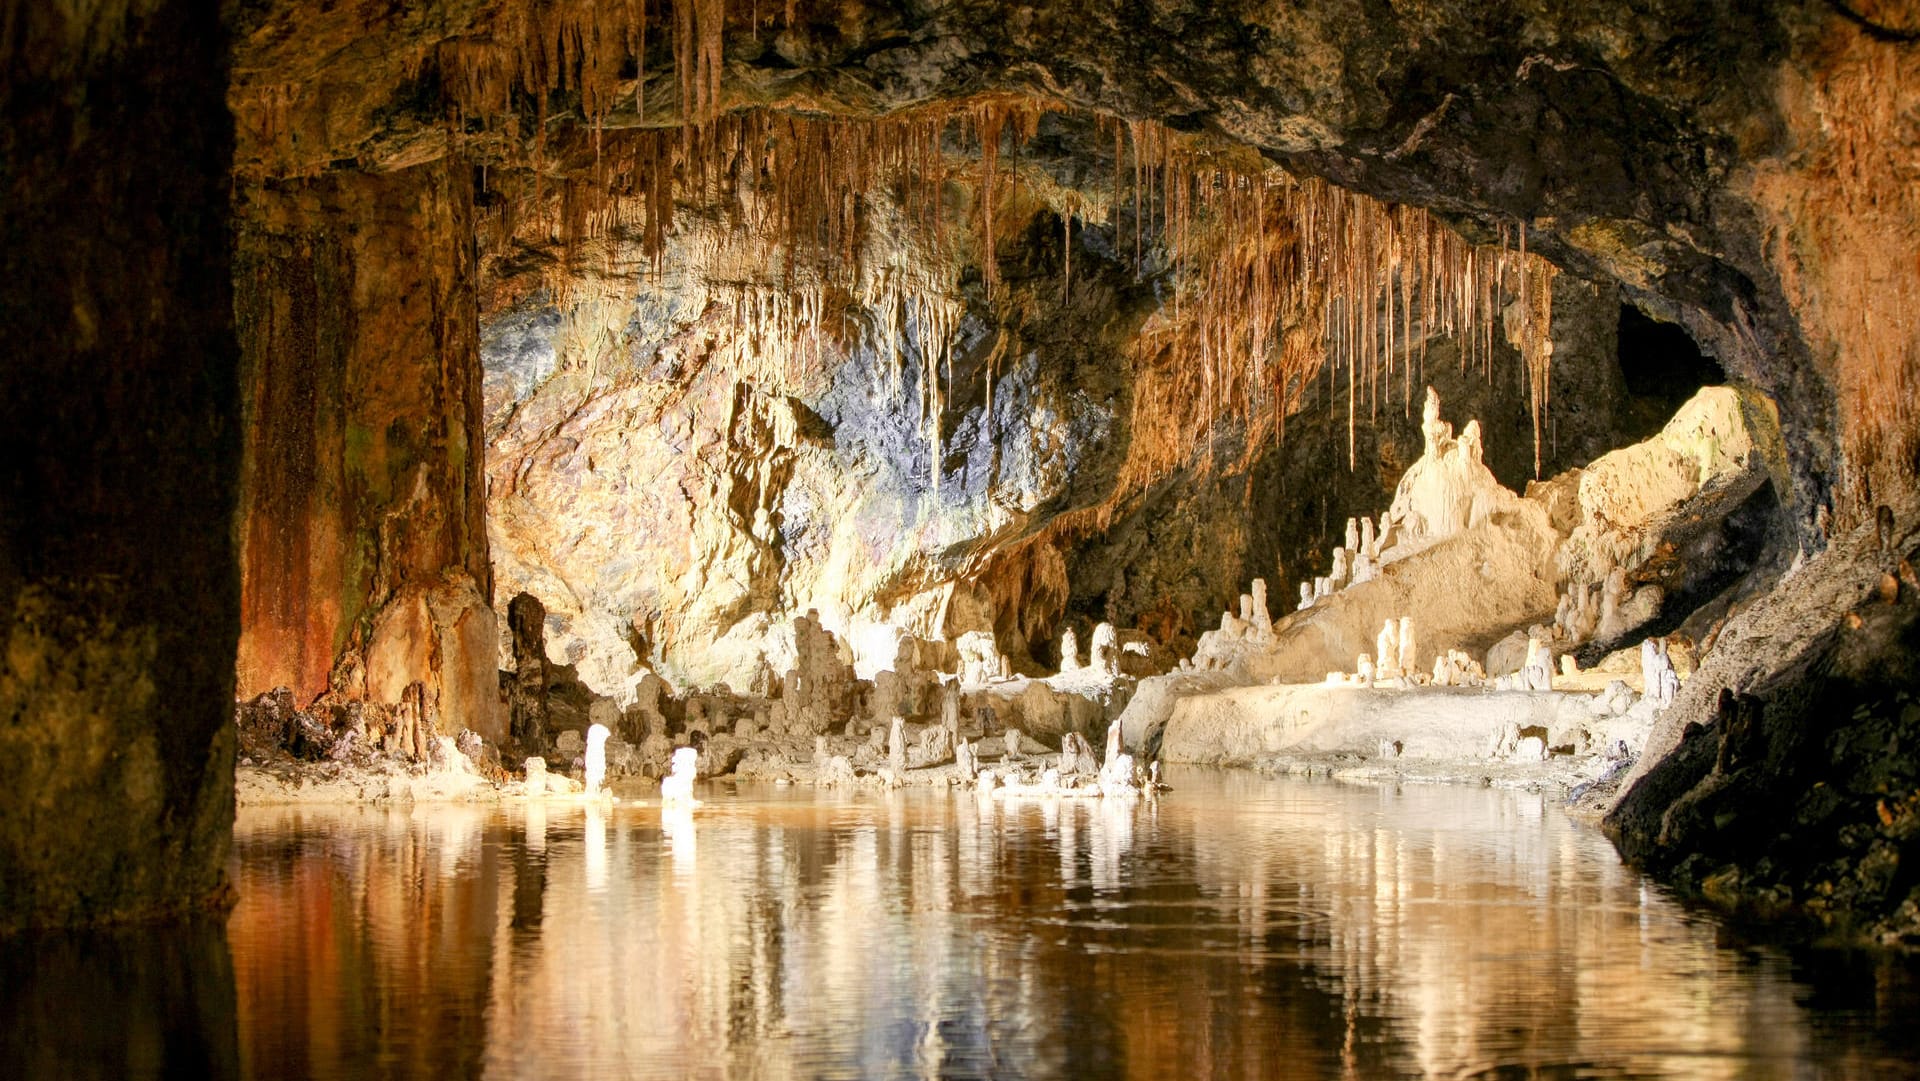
1375 620 1401 682
888 716 908 779
1249 580 1273 639
955 739 979 780
1058 733 1100 777
1089 622 1120 676
1379 388 1517 560
661 747 700 806
584 723 610 796
1059 628 1081 672
1396 617 1417 680
1640 638 1681 709
1003 728 1024 759
958 631 1001 686
508 592 551 751
1298 582 1315 611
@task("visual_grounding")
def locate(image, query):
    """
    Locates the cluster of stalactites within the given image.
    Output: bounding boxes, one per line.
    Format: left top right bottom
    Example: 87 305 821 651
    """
472 82 1561 504
1113 119 1561 489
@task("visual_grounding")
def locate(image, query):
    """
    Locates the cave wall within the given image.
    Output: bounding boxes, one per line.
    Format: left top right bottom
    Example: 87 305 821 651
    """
233 162 503 742
228 0 1920 541
0 1 240 930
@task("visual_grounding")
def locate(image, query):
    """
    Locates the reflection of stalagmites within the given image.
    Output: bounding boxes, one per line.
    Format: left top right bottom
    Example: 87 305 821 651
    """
888 716 907 778
1250 579 1272 639
584 723 610 796
661 747 700 806
1089 622 1119 675
1059 628 1080 672
1299 582 1315 611
1396 617 1416 679
975 769 997 800
1375 620 1401 682
1640 637 1680 708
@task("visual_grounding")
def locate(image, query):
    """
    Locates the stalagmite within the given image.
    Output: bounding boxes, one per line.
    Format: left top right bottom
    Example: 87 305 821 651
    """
584 723 610 796
661 747 701 806
1641 637 1680 709
955 738 979 780
1089 622 1119 675
1375 619 1401 682
1059 732 1100 776
1250 579 1272 639
1003 727 1024 759
888 716 908 780
1345 517 1360 552
1397 616 1416 680
1299 582 1315 611
1059 627 1081 672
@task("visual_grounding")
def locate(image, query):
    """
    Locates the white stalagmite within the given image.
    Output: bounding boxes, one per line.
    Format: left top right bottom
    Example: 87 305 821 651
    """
1375 619 1401 681
1089 622 1119 675
1641 637 1680 708
889 715 908 778
584 723 610 796
1397 616 1416 680
661 746 701 806
1059 627 1080 672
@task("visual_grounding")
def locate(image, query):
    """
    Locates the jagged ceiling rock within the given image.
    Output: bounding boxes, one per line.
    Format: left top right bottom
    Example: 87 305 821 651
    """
230 0 1917 533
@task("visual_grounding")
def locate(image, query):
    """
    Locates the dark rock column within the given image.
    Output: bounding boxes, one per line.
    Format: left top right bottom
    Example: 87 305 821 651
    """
232 162 503 744
0 3 240 929
507 592 551 752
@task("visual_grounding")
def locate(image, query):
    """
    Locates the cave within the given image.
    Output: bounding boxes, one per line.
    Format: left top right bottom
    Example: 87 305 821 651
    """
5 0 1920 1075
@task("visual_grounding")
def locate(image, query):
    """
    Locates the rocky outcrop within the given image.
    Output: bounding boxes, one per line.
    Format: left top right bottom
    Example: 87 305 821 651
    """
1 0 239 931
1605 500 1920 945
233 163 503 744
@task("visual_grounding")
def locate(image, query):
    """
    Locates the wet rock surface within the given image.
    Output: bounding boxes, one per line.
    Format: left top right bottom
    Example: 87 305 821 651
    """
1606 503 1920 946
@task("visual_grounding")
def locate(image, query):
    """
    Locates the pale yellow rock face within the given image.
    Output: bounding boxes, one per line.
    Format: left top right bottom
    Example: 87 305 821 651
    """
1562 386 1780 579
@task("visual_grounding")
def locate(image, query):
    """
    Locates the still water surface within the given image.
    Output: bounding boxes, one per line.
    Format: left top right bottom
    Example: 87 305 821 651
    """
8 769 1920 1079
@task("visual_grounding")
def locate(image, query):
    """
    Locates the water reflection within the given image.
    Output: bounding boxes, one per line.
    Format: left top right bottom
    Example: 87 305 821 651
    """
207 773 1920 1077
